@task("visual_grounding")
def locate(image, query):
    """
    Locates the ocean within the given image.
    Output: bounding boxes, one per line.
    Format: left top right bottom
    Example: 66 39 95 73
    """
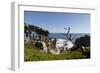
48 33 90 41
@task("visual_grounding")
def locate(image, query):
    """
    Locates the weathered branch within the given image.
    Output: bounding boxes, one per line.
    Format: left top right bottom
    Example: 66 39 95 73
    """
64 27 75 45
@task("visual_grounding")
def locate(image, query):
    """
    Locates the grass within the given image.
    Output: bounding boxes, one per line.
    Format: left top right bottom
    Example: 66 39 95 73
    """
24 42 88 61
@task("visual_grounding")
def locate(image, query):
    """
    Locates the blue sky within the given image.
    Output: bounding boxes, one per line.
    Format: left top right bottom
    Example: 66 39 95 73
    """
24 11 90 33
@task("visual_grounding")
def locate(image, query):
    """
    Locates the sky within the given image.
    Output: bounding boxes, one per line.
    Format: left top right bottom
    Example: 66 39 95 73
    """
24 11 90 33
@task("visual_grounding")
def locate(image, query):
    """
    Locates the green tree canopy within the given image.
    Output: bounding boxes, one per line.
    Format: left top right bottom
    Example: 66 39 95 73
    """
24 23 49 37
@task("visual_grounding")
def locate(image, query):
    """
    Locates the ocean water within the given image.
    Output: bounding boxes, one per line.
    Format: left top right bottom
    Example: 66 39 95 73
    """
27 32 90 42
48 33 90 41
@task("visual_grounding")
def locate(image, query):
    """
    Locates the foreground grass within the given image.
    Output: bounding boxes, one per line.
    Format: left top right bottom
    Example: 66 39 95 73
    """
24 43 88 61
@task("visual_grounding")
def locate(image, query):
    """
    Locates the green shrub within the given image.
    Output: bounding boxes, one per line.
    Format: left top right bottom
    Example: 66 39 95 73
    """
35 41 43 50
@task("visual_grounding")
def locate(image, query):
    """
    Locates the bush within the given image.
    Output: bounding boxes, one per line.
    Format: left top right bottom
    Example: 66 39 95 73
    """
35 41 43 50
75 35 90 47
